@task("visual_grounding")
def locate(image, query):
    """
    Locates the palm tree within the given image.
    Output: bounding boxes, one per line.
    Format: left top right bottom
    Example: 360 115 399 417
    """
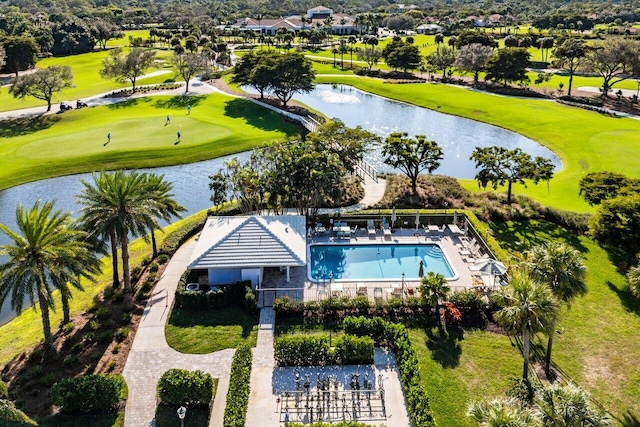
627 266 640 298
527 242 586 376
537 383 612 427
419 272 451 324
467 398 540 426
77 171 161 292
493 270 558 380
142 173 186 258
0 201 99 354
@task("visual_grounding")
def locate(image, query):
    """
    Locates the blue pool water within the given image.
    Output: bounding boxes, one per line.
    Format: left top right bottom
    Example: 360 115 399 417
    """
309 244 455 281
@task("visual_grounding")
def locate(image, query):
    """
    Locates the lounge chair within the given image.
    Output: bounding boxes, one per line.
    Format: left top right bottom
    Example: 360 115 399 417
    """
367 220 376 236
315 222 327 235
382 222 392 239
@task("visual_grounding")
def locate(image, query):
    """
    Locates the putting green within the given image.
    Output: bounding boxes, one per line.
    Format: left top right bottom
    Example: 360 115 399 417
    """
0 94 301 189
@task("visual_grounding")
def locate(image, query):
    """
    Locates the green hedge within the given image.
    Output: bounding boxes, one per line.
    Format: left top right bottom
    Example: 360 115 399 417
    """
158 211 208 257
50 374 124 414
273 295 425 321
223 344 252 427
464 211 510 262
274 334 374 366
174 280 257 313
157 369 214 407
342 316 435 427
287 423 371 427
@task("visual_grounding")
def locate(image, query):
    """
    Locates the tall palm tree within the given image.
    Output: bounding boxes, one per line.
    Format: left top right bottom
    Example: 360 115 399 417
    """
77 171 159 292
467 398 540 426
0 201 99 354
493 270 558 380
142 173 186 258
537 383 612 427
527 242 587 375
419 272 451 323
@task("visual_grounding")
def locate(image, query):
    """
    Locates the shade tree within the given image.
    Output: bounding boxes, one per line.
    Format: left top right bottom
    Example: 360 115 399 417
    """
552 38 587 96
454 43 493 84
92 19 123 50
10 65 73 112
382 132 444 197
586 38 640 98
356 47 382 70
470 146 555 205
385 43 422 73
100 47 157 93
589 193 640 265
171 52 205 93
426 45 456 78
484 48 531 86
2 35 38 76
578 171 640 205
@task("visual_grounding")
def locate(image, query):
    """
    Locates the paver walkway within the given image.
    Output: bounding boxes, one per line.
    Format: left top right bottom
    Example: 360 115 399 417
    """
122 240 234 427
245 307 279 426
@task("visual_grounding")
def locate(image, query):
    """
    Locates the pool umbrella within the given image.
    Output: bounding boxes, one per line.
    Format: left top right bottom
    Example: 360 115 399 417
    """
474 259 507 288
418 260 424 278
391 206 397 228
463 220 468 236
415 211 420 231
453 211 458 225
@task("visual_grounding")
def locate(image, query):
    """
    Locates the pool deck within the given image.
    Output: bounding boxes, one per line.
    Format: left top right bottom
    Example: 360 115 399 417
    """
259 227 495 305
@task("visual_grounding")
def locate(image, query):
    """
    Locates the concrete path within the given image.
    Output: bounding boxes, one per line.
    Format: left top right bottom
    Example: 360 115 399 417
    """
245 307 279 426
319 174 387 215
122 240 234 427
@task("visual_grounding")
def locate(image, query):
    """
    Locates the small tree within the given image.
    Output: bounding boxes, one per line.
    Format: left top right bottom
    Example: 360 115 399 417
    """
426 46 456 78
10 65 73 112
382 132 444 196
357 47 382 70
100 47 157 93
386 44 422 73
470 146 555 205
419 272 450 326
454 43 493 84
484 47 530 86
269 53 315 106
552 38 586 96
171 53 204 93
230 50 275 99
578 171 638 205
92 19 123 50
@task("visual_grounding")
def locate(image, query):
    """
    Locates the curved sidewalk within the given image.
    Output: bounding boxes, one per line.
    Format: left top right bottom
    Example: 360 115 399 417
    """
122 240 234 427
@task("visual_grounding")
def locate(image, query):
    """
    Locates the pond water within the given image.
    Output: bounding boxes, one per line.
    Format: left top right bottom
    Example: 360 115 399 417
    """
281 84 561 178
0 83 560 324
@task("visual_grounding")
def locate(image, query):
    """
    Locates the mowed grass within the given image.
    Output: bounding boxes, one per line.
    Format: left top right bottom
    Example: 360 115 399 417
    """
0 208 209 366
0 46 175 112
0 93 301 189
409 326 522 426
490 220 640 420
315 76 640 212
165 308 259 353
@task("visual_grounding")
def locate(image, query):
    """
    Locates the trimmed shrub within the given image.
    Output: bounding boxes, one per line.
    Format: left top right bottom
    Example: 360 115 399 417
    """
223 344 252 427
157 369 214 407
287 423 370 427
334 335 374 365
275 335 332 366
51 374 123 414
273 296 304 317
159 213 208 256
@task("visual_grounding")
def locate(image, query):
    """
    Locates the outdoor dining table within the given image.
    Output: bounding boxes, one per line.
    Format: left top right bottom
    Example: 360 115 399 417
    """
332 223 351 238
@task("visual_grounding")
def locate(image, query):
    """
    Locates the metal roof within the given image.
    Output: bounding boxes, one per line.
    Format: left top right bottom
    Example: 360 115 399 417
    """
188 216 307 269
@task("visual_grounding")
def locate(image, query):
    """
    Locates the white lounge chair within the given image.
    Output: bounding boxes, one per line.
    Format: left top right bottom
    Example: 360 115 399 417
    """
367 220 376 236
382 222 392 239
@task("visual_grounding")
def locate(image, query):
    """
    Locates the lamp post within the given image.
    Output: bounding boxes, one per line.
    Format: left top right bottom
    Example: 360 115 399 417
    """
443 201 449 225
177 406 187 427
401 273 405 304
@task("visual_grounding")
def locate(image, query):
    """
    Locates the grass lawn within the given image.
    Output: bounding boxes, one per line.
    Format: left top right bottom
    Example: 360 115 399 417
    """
315 75 640 212
0 46 175 112
165 308 259 353
0 209 208 366
0 93 301 190
490 220 640 421
409 325 522 426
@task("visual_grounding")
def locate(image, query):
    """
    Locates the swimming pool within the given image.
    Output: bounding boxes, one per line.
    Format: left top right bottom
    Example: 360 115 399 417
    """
308 243 457 282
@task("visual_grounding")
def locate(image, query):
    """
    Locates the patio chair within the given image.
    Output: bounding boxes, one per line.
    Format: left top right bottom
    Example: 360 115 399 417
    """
315 222 326 235
382 222 392 239
367 220 376 236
